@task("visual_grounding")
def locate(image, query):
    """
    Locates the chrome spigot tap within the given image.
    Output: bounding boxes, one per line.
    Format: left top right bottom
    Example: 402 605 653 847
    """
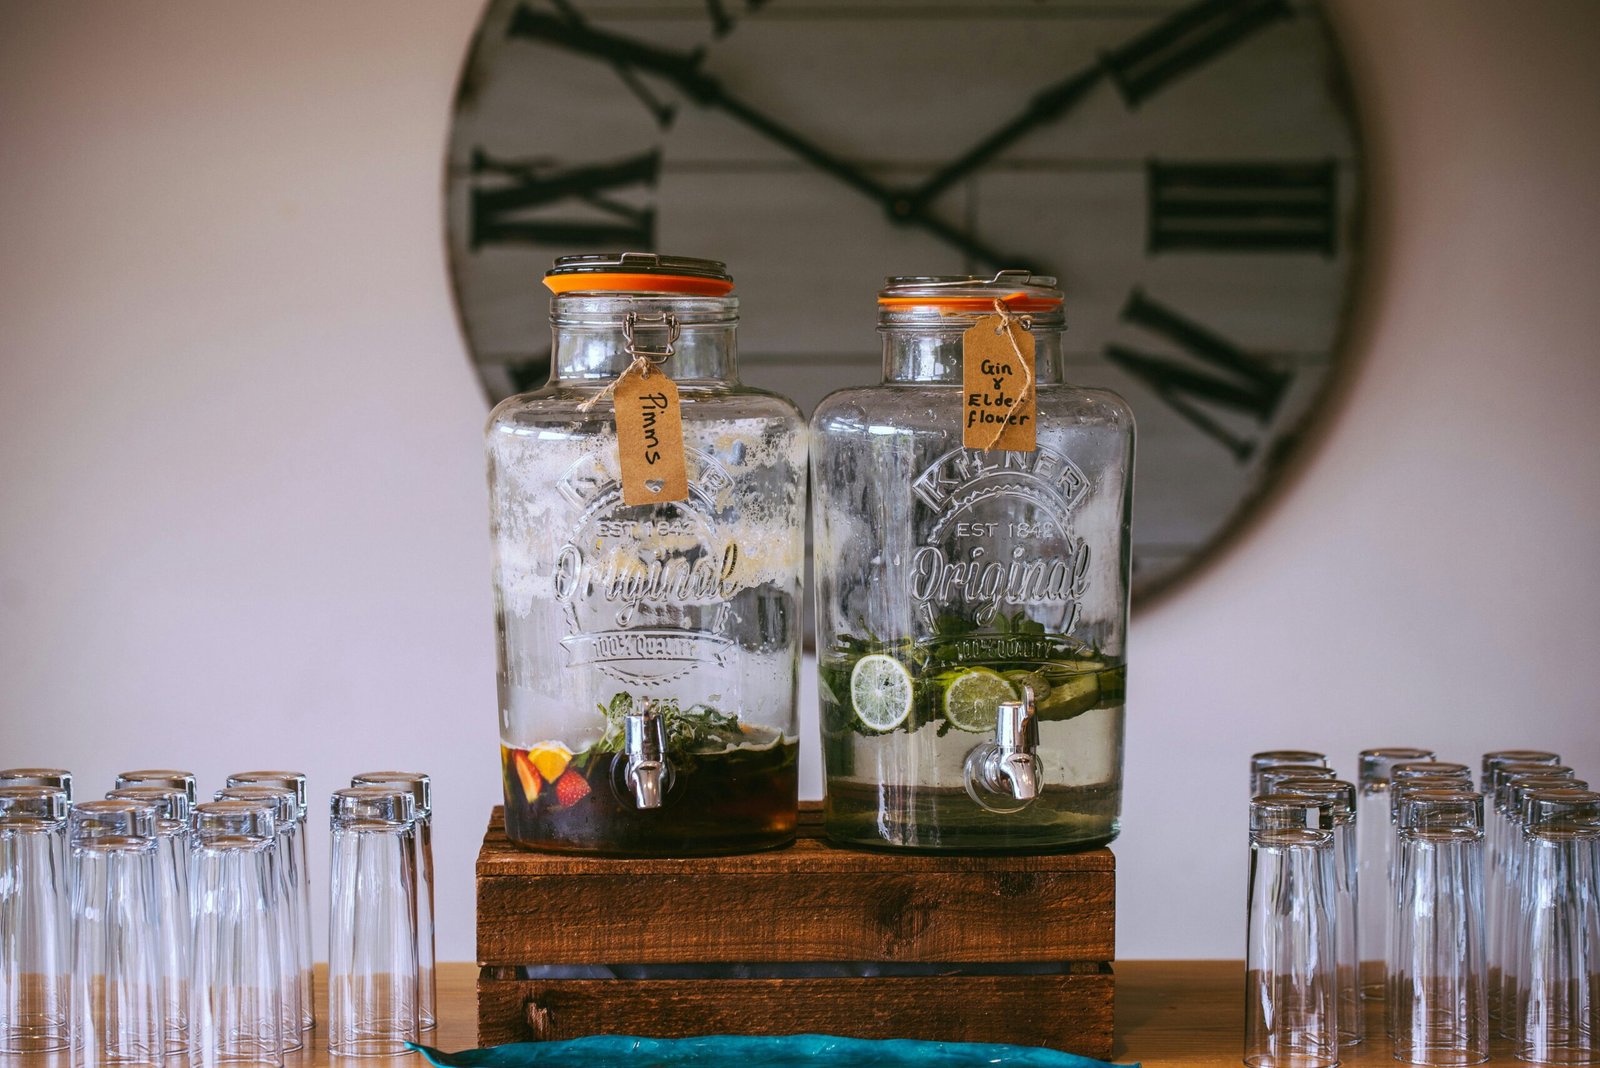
621 701 673 809
964 685 1042 810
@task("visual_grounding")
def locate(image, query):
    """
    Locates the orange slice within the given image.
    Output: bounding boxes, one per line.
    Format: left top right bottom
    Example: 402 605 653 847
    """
528 742 573 783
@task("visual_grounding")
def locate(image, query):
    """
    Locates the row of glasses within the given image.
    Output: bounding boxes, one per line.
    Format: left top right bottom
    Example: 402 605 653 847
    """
1250 746 1598 1067
1512 788 1600 1064
329 771 436 1057
1247 750 1344 1067
1490 771 1597 1064
1245 790 1340 1068
0 766 319 1067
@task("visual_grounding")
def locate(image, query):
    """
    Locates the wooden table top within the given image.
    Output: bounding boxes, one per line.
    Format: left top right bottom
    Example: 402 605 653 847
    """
300 960 1525 1066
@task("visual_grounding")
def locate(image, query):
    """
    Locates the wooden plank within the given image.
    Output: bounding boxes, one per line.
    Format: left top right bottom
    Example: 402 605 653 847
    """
477 807 1115 965
476 970 1114 1058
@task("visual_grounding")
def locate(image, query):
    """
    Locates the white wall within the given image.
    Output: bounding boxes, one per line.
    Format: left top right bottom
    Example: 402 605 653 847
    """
2 1 1597 964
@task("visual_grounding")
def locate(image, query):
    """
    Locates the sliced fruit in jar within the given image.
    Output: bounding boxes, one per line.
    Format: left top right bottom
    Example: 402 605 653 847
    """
527 742 573 783
552 768 591 807
1035 671 1101 721
850 654 915 732
1002 669 1051 703
511 750 542 802
942 668 1019 733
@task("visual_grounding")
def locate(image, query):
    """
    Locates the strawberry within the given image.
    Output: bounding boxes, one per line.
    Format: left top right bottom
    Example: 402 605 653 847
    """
553 769 591 808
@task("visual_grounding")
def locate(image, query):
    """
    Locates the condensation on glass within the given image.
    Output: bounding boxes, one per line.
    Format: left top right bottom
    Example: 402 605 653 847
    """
811 273 1134 851
486 254 806 855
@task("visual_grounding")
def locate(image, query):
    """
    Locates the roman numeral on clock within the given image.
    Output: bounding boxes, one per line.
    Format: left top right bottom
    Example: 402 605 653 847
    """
1105 290 1291 462
1103 0 1292 107
468 148 660 250
1148 160 1338 254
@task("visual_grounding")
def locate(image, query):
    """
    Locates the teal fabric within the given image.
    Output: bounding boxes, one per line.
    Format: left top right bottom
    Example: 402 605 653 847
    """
411 1035 1135 1067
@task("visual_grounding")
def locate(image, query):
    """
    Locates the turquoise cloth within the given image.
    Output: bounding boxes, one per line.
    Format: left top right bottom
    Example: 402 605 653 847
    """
412 1036 1135 1067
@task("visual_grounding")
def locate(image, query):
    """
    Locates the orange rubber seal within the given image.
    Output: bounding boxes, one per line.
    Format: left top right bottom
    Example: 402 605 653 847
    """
543 272 735 296
877 290 1062 313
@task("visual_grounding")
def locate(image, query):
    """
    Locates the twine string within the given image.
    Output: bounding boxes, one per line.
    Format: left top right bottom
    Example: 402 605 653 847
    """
979 297 1035 451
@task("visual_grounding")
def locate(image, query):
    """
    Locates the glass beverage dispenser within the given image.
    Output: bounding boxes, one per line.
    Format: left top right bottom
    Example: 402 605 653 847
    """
812 273 1134 851
486 254 807 855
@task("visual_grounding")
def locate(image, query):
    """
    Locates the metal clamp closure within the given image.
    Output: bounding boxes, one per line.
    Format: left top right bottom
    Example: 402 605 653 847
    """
622 311 680 364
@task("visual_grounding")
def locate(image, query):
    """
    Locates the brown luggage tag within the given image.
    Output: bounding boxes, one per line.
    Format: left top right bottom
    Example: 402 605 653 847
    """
614 366 689 506
962 301 1036 453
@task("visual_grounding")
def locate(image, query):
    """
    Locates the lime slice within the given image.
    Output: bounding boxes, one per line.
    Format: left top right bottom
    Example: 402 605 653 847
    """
1035 672 1100 721
943 668 1018 733
1002 669 1051 704
850 654 915 732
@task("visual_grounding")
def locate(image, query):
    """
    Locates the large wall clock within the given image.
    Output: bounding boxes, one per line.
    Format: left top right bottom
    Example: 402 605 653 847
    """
445 0 1364 602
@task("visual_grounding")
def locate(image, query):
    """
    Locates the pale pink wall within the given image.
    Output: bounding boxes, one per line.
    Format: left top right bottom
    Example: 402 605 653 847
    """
1 1 1597 960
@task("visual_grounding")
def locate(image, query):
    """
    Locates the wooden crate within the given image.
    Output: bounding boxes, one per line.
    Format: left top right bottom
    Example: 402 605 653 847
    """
476 804 1115 1057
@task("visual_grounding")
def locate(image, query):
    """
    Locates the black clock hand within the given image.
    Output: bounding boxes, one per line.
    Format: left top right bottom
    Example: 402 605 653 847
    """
904 65 1103 212
507 6 1035 271
910 0 1294 212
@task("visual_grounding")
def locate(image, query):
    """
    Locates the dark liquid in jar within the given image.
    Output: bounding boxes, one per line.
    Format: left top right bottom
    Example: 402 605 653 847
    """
501 740 798 855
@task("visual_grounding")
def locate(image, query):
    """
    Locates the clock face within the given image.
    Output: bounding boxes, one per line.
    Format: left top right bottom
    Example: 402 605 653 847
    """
445 0 1364 601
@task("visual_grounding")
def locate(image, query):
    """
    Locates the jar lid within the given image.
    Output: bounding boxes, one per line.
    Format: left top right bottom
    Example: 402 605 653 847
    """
878 270 1062 313
543 253 735 296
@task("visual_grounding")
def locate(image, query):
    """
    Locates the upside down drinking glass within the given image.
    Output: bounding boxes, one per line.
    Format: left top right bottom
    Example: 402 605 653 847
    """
1246 795 1339 1068
0 785 71 1055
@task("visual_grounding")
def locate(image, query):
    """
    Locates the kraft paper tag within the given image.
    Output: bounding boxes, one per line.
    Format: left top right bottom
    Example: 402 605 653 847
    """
963 314 1036 452
614 367 689 506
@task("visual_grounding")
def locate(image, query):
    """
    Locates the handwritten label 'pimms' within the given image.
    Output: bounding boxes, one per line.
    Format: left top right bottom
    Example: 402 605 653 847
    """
962 313 1036 452
613 368 689 506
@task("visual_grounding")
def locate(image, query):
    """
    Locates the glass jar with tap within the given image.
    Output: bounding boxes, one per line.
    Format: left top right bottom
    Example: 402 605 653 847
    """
811 272 1134 852
486 254 807 855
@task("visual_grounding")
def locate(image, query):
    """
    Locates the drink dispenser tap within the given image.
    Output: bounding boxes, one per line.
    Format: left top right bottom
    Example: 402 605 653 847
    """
618 701 674 809
964 686 1042 812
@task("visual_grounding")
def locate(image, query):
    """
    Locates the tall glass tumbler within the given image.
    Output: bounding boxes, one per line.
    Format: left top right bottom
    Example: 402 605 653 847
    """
70 810 162 1068
1391 762 1473 787
216 786 304 1054
1498 778 1588 1041
351 771 434 1033
1483 752 1563 981
1482 750 1561 794
1391 790 1488 1066
225 771 313 1035
0 769 74 805
1251 753 1329 797
0 786 71 1054
107 786 192 1057
113 772 197 806
1279 779 1362 1047
1514 789 1600 1065
190 800 282 1068
1495 770 1580 1029
328 787 418 1057
1357 747 1435 1000
1259 765 1337 798
1246 795 1339 1068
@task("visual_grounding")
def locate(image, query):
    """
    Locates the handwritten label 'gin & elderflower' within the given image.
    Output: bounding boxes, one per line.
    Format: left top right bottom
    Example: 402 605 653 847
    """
963 313 1036 452
613 367 689 506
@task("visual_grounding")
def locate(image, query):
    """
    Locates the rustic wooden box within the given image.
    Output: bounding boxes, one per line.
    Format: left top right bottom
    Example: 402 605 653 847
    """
476 804 1115 1057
